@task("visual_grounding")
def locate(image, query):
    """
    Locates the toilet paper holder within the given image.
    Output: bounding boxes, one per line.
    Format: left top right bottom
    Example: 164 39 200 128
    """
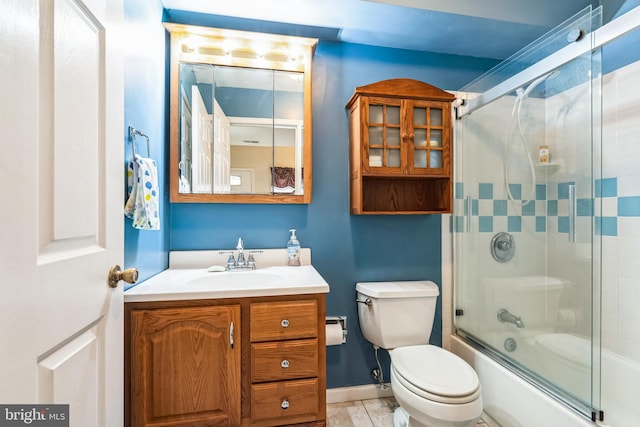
326 316 347 344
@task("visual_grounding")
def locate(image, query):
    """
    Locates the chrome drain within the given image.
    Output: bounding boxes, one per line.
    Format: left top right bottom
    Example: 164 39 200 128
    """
504 337 517 352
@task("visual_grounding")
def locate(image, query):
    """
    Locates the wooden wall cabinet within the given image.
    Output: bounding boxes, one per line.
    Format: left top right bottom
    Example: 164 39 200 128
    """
125 294 326 427
346 78 455 214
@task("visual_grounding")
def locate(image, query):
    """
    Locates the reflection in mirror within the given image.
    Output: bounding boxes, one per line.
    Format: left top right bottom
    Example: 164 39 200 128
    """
178 65 304 195
167 23 316 204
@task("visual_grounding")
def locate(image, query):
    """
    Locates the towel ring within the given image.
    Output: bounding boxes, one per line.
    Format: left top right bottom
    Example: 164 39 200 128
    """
129 126 150 158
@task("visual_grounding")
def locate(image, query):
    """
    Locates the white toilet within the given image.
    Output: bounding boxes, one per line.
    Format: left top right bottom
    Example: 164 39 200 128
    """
356 281 482 427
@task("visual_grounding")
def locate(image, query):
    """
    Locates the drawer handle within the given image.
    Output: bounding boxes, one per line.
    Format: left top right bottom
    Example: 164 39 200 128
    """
281 399 289 410
281 319 289 328
281 359 290 369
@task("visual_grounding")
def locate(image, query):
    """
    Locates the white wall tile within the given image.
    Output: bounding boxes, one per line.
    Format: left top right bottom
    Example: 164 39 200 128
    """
620 298 640 321
618 236 640 256
618 217 640 237
602 197 617 216
618 175 640 197
619 277 640 301
618 255 640 280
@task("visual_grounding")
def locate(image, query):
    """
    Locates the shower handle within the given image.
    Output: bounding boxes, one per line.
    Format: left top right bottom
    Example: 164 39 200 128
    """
466 195 472 232
568 184 576 243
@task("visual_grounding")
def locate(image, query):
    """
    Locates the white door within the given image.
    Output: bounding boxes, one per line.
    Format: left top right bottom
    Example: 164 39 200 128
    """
191 86 213 193
0 0 125 426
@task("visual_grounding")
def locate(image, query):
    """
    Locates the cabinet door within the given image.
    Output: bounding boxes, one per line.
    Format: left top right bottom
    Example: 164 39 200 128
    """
130 305 241 427
404 99 451 175
362 96 404 174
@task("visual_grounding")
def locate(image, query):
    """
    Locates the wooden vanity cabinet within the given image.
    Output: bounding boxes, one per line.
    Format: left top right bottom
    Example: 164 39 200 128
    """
127 304 241 426
346 78 455 214
125 294 326 427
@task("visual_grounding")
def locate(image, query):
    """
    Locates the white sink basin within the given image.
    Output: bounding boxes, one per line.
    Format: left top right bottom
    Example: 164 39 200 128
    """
188 269 285 288
124 253 330 303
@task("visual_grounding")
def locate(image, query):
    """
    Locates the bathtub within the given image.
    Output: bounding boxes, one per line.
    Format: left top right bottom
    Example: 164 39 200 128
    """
451 333 640 427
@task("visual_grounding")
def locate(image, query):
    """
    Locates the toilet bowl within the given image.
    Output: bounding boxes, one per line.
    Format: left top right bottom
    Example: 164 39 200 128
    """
391 345 482 427
356 281 483 427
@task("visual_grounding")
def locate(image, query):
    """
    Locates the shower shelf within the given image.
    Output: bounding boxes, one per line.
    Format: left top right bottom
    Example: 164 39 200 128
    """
535 161 562 173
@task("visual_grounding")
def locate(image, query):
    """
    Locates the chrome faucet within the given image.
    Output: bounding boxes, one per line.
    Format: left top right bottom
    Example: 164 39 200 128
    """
220 237 262 271
235 237 245 266
497 309 525 328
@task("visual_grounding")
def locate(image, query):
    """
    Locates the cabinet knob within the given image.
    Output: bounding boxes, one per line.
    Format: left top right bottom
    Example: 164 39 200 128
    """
281 359 290 369
281 400 290 410
280 319 289 328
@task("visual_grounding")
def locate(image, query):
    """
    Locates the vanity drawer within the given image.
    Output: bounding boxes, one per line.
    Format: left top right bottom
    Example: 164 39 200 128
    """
250 300 318 342
250 378 319 425
251 339 318 383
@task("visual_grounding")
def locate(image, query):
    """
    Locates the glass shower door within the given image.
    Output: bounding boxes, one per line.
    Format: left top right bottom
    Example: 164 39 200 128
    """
453 6 602 418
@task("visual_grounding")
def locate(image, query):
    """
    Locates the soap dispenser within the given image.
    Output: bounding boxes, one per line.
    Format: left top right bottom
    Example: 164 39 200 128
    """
287 229 301 266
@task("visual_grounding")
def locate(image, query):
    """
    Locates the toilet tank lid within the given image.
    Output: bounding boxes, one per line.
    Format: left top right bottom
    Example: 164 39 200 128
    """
356 281 439 298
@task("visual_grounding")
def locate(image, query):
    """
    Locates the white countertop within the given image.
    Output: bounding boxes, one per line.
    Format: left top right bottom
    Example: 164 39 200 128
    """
124 249 330 303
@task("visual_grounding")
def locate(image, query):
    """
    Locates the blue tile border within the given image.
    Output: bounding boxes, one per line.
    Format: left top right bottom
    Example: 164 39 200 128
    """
522 201 536 216
558 181 575 200
452 178 635 237
577 198 594 216
455 182 464 200
618 196 640 216
558 216 570 233
596 217 617 236
596 178 617 198
479 216 493 232
508 216 522 232
493 200 507 216
508 184 522 200
479 183 493 199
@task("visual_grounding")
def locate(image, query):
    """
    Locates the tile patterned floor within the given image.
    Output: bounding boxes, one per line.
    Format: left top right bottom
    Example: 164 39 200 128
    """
326 397 490 426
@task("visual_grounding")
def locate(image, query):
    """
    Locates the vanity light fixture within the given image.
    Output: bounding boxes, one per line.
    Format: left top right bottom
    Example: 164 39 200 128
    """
168 23 316 71
222 39 237 56
253 41 269 59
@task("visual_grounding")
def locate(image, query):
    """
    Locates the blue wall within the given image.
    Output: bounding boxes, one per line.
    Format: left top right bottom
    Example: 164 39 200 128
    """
124 3 498 389
123 0 170 285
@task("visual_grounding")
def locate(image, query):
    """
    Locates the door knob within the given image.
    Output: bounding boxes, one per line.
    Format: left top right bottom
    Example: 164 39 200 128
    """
108 265 138 288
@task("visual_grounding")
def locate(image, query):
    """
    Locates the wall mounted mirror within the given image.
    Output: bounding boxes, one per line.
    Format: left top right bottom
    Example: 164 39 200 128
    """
165 23 317 203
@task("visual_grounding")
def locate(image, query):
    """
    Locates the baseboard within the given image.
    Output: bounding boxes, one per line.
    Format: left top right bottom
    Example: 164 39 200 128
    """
326 384 394 404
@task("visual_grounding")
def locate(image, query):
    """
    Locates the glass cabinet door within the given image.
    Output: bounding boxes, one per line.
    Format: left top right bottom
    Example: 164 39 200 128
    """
364 97 449 175
408 99 447 174
366 98 402 172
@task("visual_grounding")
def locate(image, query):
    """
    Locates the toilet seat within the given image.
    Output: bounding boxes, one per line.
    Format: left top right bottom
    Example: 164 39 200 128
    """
390 345 481 405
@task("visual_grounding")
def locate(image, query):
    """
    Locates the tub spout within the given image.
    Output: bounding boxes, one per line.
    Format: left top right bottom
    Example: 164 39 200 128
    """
497 309 525 328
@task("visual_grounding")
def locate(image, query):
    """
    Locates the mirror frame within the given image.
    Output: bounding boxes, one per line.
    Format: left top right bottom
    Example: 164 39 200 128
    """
165 23 317 204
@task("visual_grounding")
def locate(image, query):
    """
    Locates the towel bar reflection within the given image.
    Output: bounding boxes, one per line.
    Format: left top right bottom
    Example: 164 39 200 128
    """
129 126 150 158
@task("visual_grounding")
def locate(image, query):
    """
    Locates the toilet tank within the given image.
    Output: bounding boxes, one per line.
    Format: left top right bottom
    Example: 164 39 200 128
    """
356 281 439 349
